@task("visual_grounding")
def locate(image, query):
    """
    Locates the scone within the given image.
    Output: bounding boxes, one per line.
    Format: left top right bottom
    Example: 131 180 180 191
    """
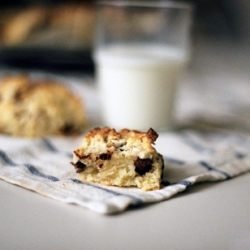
2 6 48 46
0 3 95 48
0 74 87 137
71 127 164 191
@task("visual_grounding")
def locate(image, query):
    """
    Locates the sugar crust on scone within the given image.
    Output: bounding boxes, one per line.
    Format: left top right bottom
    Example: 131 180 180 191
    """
0 74 87 137
72 127 164 191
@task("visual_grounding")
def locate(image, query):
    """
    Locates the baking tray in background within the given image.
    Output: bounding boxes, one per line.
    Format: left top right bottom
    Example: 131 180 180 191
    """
0 2 95 73
0 47 94 73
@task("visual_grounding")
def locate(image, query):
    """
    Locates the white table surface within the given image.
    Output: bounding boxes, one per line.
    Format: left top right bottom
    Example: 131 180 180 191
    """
1 172 250 250
1 36 250 250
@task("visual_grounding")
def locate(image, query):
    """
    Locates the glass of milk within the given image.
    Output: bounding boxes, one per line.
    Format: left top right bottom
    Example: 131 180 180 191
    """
93 1 193 131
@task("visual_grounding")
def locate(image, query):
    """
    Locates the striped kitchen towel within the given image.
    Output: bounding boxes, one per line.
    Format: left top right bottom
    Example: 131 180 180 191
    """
1 128 250 214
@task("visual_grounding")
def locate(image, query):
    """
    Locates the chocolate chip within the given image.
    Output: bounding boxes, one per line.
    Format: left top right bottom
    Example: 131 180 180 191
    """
14 91 22 102
61 124 74 134
134 157 153 176
70 161 86 173
99 153 112 160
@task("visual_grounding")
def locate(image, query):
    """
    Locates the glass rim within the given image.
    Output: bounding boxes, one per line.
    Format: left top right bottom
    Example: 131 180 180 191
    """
97 0 193 10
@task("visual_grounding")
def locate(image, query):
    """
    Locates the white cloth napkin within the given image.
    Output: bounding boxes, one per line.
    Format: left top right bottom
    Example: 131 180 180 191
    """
1 69 250 214
1 128 250 214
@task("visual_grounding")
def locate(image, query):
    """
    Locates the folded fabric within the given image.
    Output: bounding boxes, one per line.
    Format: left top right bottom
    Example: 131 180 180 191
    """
1 128 250 214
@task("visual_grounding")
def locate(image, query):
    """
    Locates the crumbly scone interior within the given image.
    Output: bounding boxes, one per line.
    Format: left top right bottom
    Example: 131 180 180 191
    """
72 127 164 191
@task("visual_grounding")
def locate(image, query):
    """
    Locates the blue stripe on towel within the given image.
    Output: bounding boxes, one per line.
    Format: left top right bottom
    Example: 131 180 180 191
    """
181 133 208 153
161 180 192 187
180 132 217 155
24 164 59 182
70 178 143 205
0 150 59 182
163 156 185 165
174 180 192 186
0 150 16 166
42 138 73 158
0 150 142 205
235 152 246 159
199 161 231 180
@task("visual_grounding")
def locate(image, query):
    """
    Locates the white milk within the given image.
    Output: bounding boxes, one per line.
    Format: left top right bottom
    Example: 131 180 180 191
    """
94 44 187 131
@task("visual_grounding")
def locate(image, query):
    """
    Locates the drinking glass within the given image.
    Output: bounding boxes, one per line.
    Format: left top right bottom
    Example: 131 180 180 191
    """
93 0 193 131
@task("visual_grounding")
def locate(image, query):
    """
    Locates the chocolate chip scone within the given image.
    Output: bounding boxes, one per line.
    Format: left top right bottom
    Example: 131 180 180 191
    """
0 74 87 137
71 127 164 191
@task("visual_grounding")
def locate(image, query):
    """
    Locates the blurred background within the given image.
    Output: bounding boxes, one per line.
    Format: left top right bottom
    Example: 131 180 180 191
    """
0 0 249 73
0 0 249 129
0 0 95 72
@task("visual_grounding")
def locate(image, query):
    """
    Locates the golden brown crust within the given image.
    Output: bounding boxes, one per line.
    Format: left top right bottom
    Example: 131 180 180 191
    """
84 127 120 140
85 126 158 148
0 74 87 137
